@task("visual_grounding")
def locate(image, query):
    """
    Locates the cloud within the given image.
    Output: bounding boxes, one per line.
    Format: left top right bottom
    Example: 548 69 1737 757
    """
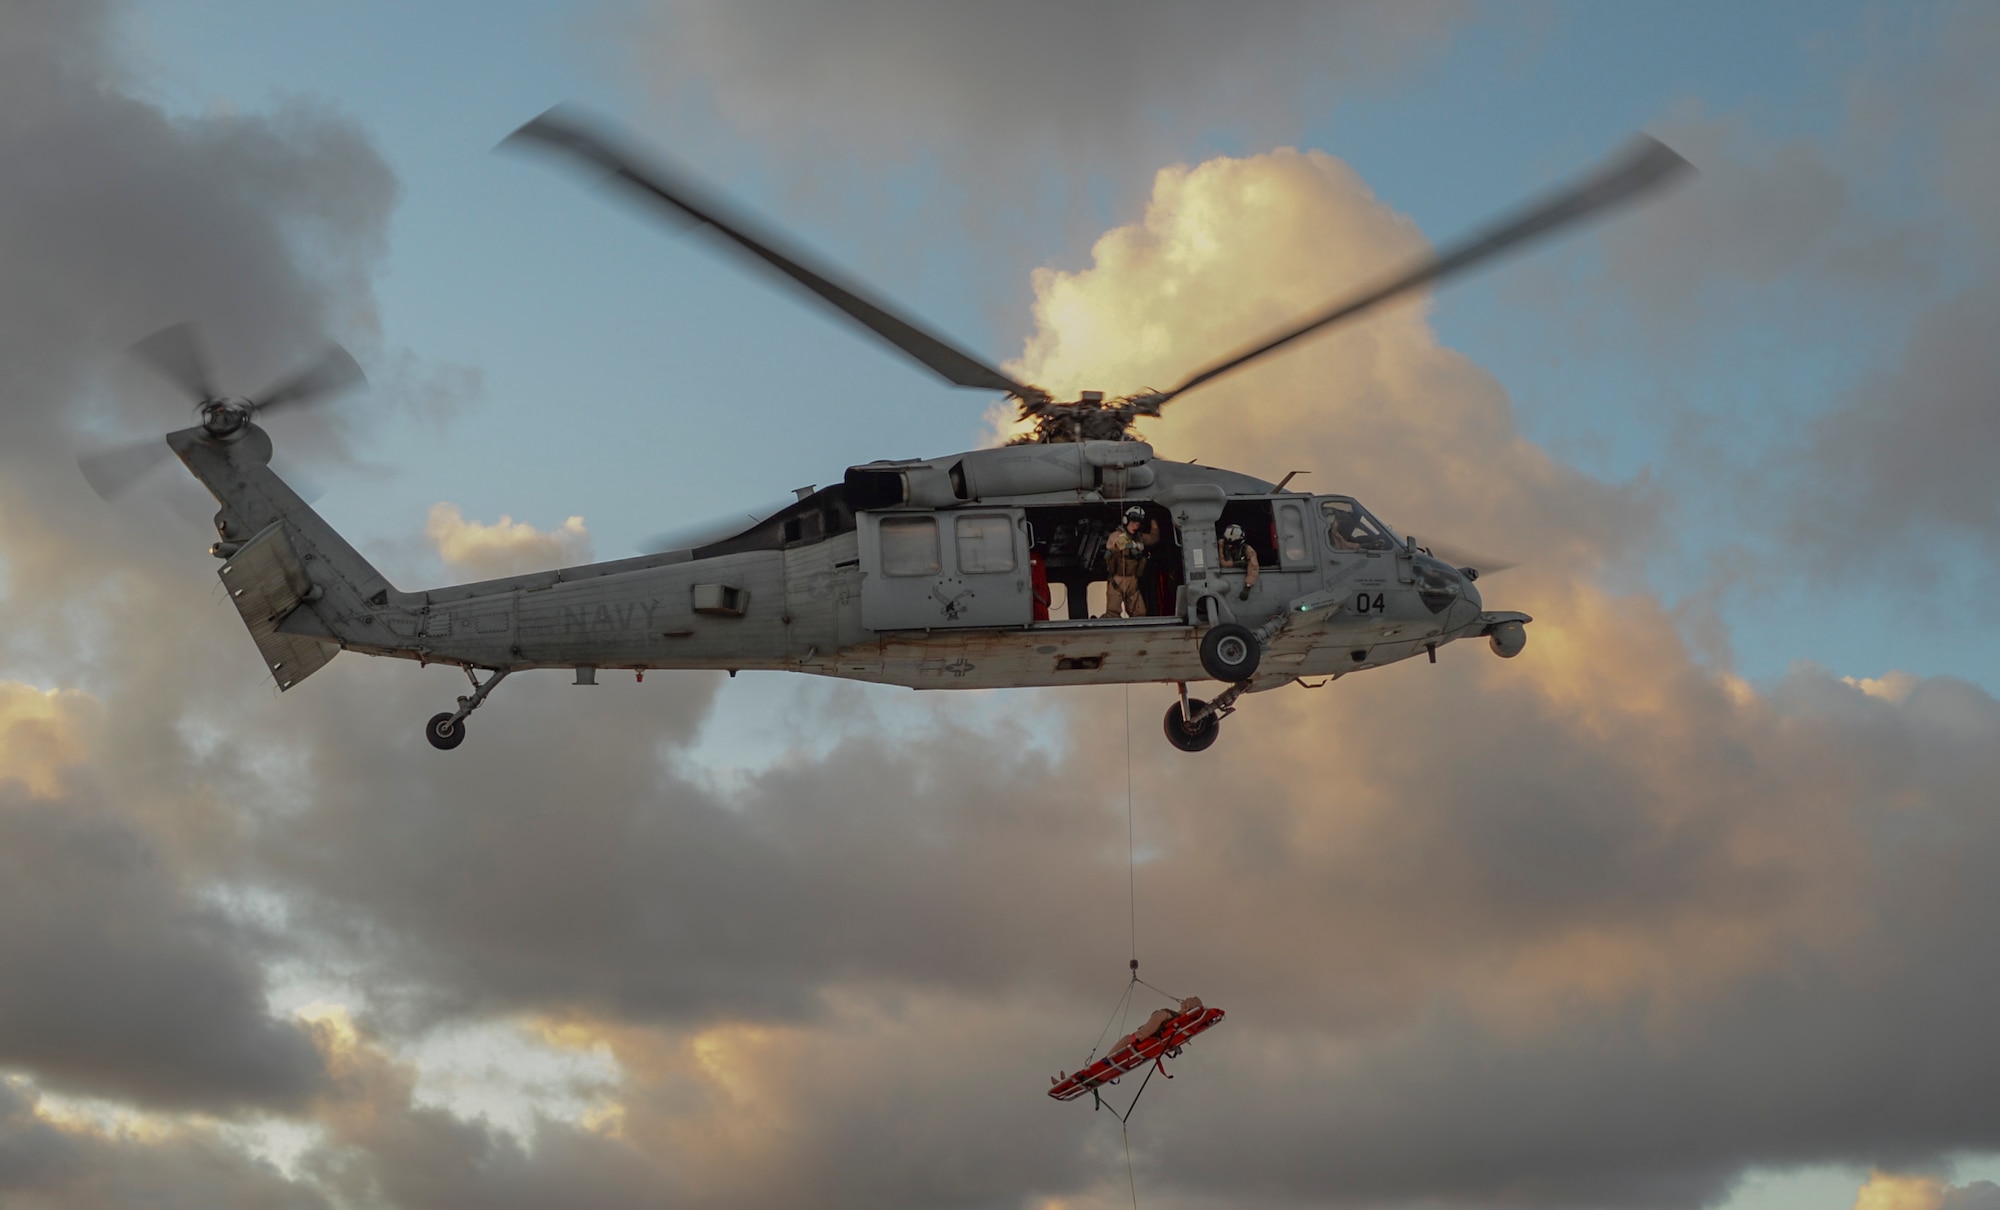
619 0 1474 306
199 148 2000 1207
0 0 369 1131
633 1 1461 171
1783 273 2000 562
1479 8 2000 585
10 6 2000 1206
0 678 327 1112
0 1076 327 1210
425 503 592 581
1855 1172 2000 1210
1002 146 1655 569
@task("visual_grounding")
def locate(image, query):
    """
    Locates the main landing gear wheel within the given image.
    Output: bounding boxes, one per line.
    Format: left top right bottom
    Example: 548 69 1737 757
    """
1199 622 1261 683
1163 700 1221 753
425 712 466 750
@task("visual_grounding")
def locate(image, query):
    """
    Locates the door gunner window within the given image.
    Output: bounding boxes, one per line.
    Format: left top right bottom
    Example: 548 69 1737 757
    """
955 514 1016 573
880 516 941 575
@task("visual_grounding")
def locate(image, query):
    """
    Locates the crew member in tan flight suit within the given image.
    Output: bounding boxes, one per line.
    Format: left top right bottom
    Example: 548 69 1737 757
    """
1102 506 1159 618
1219 523 1260 601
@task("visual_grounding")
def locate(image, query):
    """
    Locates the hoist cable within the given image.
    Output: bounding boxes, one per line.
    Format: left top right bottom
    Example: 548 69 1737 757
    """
1124 1123 1140 1210
1117 687 1149 1210
1125 683 1136 964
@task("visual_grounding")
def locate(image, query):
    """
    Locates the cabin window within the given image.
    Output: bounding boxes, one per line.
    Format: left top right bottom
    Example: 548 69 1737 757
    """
782 512 825 545
880 516 941 576
954 514 1016 574
1276 500 1312 566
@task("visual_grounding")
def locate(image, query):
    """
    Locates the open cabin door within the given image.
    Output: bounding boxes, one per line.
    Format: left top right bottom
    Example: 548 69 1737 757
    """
858 510 1032 631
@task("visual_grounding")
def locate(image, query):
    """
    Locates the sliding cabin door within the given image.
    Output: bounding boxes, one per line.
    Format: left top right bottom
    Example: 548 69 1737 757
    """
858 510 1032 631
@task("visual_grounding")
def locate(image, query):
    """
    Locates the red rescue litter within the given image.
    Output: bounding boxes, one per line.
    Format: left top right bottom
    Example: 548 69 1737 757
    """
1049 997 1224 1102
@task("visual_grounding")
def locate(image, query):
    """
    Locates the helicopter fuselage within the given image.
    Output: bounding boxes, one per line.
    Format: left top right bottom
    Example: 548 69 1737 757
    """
176 424 1527 714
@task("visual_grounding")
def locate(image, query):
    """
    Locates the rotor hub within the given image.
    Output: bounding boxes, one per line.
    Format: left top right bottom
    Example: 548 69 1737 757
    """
1011 389 1163 444
200 397 254 437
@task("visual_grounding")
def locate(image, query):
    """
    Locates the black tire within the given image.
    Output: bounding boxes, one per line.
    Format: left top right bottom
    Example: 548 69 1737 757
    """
425 712 467 751
1163 700 1221 753
1199 622 1261 682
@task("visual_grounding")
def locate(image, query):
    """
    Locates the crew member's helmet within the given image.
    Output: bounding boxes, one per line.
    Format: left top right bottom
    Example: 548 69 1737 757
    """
1124 506 1146 523
1222 524 1245 542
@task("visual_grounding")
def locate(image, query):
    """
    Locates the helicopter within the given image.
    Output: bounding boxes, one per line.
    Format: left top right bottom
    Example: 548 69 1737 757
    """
81 111 1689 753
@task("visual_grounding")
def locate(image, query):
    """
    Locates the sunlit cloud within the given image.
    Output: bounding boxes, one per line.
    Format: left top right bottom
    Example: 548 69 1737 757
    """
425 503 591 581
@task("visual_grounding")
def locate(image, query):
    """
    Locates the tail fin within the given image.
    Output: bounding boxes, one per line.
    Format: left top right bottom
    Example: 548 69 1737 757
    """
169 423 401 690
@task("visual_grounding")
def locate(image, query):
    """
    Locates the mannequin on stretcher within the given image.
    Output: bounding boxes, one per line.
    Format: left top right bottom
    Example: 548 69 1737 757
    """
1047 996 1224 1102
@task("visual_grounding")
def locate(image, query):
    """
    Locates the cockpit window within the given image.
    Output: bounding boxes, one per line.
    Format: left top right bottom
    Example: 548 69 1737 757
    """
1322 497 1397 552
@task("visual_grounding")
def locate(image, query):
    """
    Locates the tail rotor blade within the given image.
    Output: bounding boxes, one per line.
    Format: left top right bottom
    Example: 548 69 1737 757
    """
129 322 217 403
252 343 366 416
78 437 172 500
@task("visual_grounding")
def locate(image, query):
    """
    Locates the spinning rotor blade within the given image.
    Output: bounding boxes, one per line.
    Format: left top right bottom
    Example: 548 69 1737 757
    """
1423 539 1520 579
252 343 366 416
505 109 1033 397
78 436 172 500
1149 136 1693 408
129 322 217 403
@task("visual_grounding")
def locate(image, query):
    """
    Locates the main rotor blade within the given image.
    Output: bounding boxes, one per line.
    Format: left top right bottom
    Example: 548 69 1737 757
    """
252 343 366 416
1423 539 1519 578
1152 136 1692 407
505 108 1032 397
129 322 216 403
78 437 172 500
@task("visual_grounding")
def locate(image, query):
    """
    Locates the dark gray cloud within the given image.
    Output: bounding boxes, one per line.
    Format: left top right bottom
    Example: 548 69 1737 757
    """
0 0 388 1120
635 0 1463 171
227 615 2000 1207
622 0 1472 313
1789 274 2000 559
1948 1182 2000 1210
0 1077 326 1210
0 777 325 1111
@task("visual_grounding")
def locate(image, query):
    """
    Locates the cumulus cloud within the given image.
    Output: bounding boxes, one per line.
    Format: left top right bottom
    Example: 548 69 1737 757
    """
1855 1172 2000 1210
425 503 592 581
1001 146 1654 569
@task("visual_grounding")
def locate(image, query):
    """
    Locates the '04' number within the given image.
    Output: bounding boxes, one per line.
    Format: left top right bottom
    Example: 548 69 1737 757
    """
1354 591 1386 614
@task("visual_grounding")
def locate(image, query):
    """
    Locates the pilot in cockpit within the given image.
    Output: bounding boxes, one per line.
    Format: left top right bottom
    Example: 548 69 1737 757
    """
1324 499 1392 552
1219 523 1259 601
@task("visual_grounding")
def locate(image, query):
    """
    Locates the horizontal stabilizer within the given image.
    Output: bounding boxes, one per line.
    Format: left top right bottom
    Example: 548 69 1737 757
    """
218 523 337 690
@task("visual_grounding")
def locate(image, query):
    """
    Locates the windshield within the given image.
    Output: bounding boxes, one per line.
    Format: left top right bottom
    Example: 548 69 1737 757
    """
1321 496 1398 552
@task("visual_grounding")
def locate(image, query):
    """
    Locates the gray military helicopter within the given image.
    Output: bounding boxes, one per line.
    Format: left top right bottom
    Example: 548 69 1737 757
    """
83 112 1687 752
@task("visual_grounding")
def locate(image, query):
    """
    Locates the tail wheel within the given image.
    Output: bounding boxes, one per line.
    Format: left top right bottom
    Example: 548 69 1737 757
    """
1199 622 1261 682
426 712 467 751
1163 700 1221 753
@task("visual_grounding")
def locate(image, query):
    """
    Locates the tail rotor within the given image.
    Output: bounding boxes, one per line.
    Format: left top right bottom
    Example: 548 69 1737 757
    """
79 323 367 500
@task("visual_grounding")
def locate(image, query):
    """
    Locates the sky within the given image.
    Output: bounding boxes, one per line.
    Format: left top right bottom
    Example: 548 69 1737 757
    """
4 1 2000 1208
